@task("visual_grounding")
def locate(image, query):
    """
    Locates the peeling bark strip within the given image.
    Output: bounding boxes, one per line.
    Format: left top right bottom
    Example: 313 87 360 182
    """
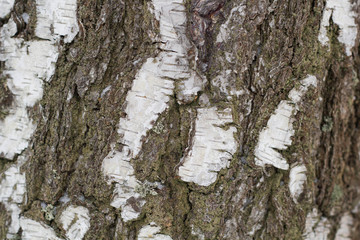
178 107 237 186
254 75 317 170
318 0 357 56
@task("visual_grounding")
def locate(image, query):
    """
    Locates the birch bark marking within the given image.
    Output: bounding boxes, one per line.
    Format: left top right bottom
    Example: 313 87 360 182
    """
0 0 79 238
0 156 26 239
303 208 331 240
178 107 237 186
334 212 354 240
0 20 58 159
138 222 173 240
0 0 79 159
289 164 307 203
0 0 15 18
59 205 91 240
102 0 204 222
318 0 358 56
254 75 317 170
20 217 62 240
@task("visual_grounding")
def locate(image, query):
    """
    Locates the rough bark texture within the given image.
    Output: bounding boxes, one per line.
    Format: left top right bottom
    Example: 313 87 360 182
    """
1 0 360 239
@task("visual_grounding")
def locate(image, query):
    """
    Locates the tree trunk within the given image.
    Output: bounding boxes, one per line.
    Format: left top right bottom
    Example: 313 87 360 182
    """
1 0 360 239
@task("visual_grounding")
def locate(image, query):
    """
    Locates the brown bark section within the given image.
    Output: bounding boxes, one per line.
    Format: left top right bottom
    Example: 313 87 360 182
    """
1 0 360 239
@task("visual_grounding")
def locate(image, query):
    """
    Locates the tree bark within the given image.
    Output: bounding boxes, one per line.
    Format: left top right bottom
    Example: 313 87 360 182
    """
1 0 360 239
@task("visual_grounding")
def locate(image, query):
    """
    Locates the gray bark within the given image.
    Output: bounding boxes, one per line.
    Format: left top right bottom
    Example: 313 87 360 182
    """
1 0 360 239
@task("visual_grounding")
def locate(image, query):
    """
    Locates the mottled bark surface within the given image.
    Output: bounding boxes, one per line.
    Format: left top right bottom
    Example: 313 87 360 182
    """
1 0 360 239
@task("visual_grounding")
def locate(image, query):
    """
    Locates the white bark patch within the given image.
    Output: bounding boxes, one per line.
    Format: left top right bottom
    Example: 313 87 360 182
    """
102 0 203 221
102 52 170 223
178 107 237 186
303 208 331 240
0 20 56 159
191 226 205 240
0 0 79 160
152 0 205 104
35 0 79 43
0 0 79 237
102 149 142 221
216 4 246 43
318 0 358 56
289 164 307 203
121 203 145 222
59 205 90 240
19 206 90 240
20 217 62 240
0 161 26 205
59 192 71 204
117 58 174 159
254 75 317 170
335 212 353 240
0 155 27 239
0 0 14 18
138 222 172 240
